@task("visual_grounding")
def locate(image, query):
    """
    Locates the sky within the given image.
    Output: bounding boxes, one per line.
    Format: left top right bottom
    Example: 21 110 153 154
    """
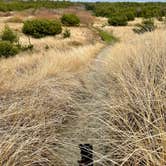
70 0 166 2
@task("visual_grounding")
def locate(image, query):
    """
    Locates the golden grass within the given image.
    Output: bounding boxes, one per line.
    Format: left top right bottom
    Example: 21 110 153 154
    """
95 17 166 42
0 43 103 91
54 5 95 25
5 16 24 23
20 27 96 46
0 13 166 165
113 52 166 163
0 15 102 91
86 29 166 165
26 6 95 25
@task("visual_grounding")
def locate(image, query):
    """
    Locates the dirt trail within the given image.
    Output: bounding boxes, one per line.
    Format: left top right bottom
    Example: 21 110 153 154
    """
95 45 112 59
57 45 112 166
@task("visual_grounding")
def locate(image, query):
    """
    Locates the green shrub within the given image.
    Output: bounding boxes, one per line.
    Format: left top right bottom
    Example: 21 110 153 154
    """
108 16 128 26
22 19 62 38
98 30 118 44
0 41 19 57
63 28 71 38
1 25 18 43
0 1 71 12
61 14 80 26
85 2 166 20
133 19 156 34
125 12 135 21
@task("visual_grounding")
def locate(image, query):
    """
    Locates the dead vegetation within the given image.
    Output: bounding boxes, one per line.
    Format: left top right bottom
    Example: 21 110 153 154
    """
0 29 166 165
0 4 166 166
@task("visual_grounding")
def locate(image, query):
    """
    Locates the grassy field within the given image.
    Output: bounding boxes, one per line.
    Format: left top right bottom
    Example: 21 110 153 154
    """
0 1 166 166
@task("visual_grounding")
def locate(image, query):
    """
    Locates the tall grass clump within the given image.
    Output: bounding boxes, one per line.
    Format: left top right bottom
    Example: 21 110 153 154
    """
82 30 166 165
133 19 156 34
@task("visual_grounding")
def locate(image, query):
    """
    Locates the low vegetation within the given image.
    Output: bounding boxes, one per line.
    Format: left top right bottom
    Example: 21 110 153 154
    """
98 30 118 44
0 26 19 57
0 26 33 57
61 14 80 26
1 25 18 43
0 41 19 57
125 11 135 21
108 15 128 26
63 28 71 38
133 19 156 34
22 19 62 38
0 0 71 12
86 2 166 26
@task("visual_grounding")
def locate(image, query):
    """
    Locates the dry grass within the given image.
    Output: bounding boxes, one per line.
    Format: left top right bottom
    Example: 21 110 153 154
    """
0 10 166 166
0 42 103 91
92 29 166 165
33 9 59 20
25 6 95 25
54 5 94 25
0 29 165 165
0 12 102 92
95 17 166 42
5 16 24 23
93 17 138 42
19 26 97 47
